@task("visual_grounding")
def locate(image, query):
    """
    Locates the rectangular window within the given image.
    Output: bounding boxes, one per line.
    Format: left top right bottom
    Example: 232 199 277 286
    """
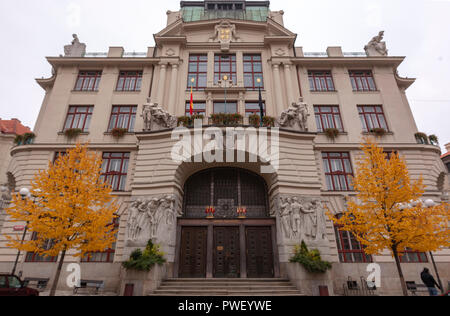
107 106 137 132
214 55 237 84
100 153 130 192
322 152 354 191
314 106 344 132
74 71 102 91
245 102 265 117
358 105 388 132
188 54 208 91
185 102 206 116
25 233 58 263
308 71 335 91
81 218 119 263
399 249 428 263
244 54 264 90
63 106 94 132
116 71 142 91
349 70 376 91
214 102 237 114
334 225 372 263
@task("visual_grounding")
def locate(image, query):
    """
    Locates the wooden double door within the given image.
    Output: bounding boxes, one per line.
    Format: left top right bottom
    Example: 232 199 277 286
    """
177 221 277 279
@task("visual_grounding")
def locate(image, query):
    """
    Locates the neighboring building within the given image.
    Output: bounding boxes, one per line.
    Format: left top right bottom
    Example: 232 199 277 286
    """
0 0 448 296
0 118 31 235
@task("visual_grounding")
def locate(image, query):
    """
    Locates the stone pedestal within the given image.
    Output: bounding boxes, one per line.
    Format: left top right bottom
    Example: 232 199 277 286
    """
283 262 334 296
119 264 168 296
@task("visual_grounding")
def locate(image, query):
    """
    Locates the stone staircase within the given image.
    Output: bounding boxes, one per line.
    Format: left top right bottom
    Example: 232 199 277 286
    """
149 278 304 296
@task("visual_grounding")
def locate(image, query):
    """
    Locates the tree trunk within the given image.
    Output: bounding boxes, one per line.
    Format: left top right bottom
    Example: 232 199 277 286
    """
392 247 408 296
49 248 66 297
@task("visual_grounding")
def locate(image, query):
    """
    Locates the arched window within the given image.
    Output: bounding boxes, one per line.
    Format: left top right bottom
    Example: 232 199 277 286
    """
183 168 269 218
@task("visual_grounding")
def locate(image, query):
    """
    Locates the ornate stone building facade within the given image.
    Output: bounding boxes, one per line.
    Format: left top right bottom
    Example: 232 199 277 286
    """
0 0 448 295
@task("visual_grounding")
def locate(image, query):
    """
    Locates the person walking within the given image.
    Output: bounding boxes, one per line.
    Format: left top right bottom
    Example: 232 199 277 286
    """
420 268 441 296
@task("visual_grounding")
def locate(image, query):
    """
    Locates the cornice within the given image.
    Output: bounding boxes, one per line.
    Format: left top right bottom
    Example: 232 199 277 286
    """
46 57 160 68
290 56 406 67
10 143 139 156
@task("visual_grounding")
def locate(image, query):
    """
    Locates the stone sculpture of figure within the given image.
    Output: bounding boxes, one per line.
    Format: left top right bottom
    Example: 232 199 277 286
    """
127 199 143 241
142 101 177 131
64 34 86 57
300 202 317 239
365 31 388 57
278 98 309 131
279 197 293 239
291 198 302 239
312 200 328 241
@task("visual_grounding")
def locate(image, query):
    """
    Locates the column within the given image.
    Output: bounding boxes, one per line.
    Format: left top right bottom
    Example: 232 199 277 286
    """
156 63 167 105
272 63 284 115
207 51 215 87
236 51 244 87
283 63 294 105
167 63 179 114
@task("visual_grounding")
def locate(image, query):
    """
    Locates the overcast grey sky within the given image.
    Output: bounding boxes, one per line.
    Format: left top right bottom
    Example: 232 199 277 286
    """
0 0 449 151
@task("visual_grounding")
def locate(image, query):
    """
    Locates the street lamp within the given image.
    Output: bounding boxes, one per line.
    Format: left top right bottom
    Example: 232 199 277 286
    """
11 188 31 275
223 75 229 114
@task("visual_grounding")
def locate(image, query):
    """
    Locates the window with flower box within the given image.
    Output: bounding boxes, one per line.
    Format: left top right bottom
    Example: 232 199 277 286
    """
245 102 265 117
63 106 94 132
322 152 354 191
107 106 137 132
185 102 206 116
358 105 388 132
314 106 344 132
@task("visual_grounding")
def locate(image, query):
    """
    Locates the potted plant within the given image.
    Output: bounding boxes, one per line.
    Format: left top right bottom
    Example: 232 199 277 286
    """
111 128 128 138
415 132 429 145
191 114 204 126
262 116 275 128
289 241 332 274
177 116 191 127
22 133 36 145
14 135 24 146
324 128 340 140
428 134 439 146
227 113 243 126
248 114 261 127
122 240 166 272
64 128 83 139
210 113 225 126
370 128 387 137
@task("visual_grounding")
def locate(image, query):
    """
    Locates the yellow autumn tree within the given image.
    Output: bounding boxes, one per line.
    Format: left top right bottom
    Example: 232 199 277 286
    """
329 138 449 296
6 143 118 296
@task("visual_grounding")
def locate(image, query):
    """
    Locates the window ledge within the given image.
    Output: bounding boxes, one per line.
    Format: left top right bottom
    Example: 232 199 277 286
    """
362 131 393 136
309 90 338 93
318 132 348 136
71 90 99 93
104 132 135 135
58 132 90 136
113 90 141 93
352 90 380 94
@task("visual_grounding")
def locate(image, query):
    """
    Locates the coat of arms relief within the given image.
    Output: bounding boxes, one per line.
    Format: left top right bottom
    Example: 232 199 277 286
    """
209 20 241 52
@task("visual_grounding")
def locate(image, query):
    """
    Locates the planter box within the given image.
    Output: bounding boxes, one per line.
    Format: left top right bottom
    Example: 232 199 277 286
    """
119 264 167 296
284 262 334 296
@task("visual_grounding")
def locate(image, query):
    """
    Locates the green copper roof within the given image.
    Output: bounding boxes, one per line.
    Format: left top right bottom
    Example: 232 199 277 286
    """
181 6 269 22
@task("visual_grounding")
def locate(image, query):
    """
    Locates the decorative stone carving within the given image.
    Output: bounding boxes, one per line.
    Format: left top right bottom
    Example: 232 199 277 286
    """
142 99 177 131
364 31 388 57
275 48 286 56
64 34 86 57
127 195 180 246
0 186 11 210
278 196 328 242
277 98 309 131
210 20 240 51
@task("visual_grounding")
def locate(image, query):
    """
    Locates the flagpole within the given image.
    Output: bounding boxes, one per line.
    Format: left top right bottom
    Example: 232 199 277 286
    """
257 78 264 127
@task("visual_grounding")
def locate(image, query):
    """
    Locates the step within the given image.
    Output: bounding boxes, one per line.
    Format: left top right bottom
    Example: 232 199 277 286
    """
152 290 303 296
158 286 298 291
161 282 293 287
165 278 290 282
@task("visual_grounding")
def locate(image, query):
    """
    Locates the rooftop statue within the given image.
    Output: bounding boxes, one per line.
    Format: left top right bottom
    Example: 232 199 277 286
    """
64 34 86 57
365 31 388 57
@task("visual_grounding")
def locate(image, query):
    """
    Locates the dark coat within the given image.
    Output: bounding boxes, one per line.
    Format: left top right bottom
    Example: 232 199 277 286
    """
421 270 440 289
